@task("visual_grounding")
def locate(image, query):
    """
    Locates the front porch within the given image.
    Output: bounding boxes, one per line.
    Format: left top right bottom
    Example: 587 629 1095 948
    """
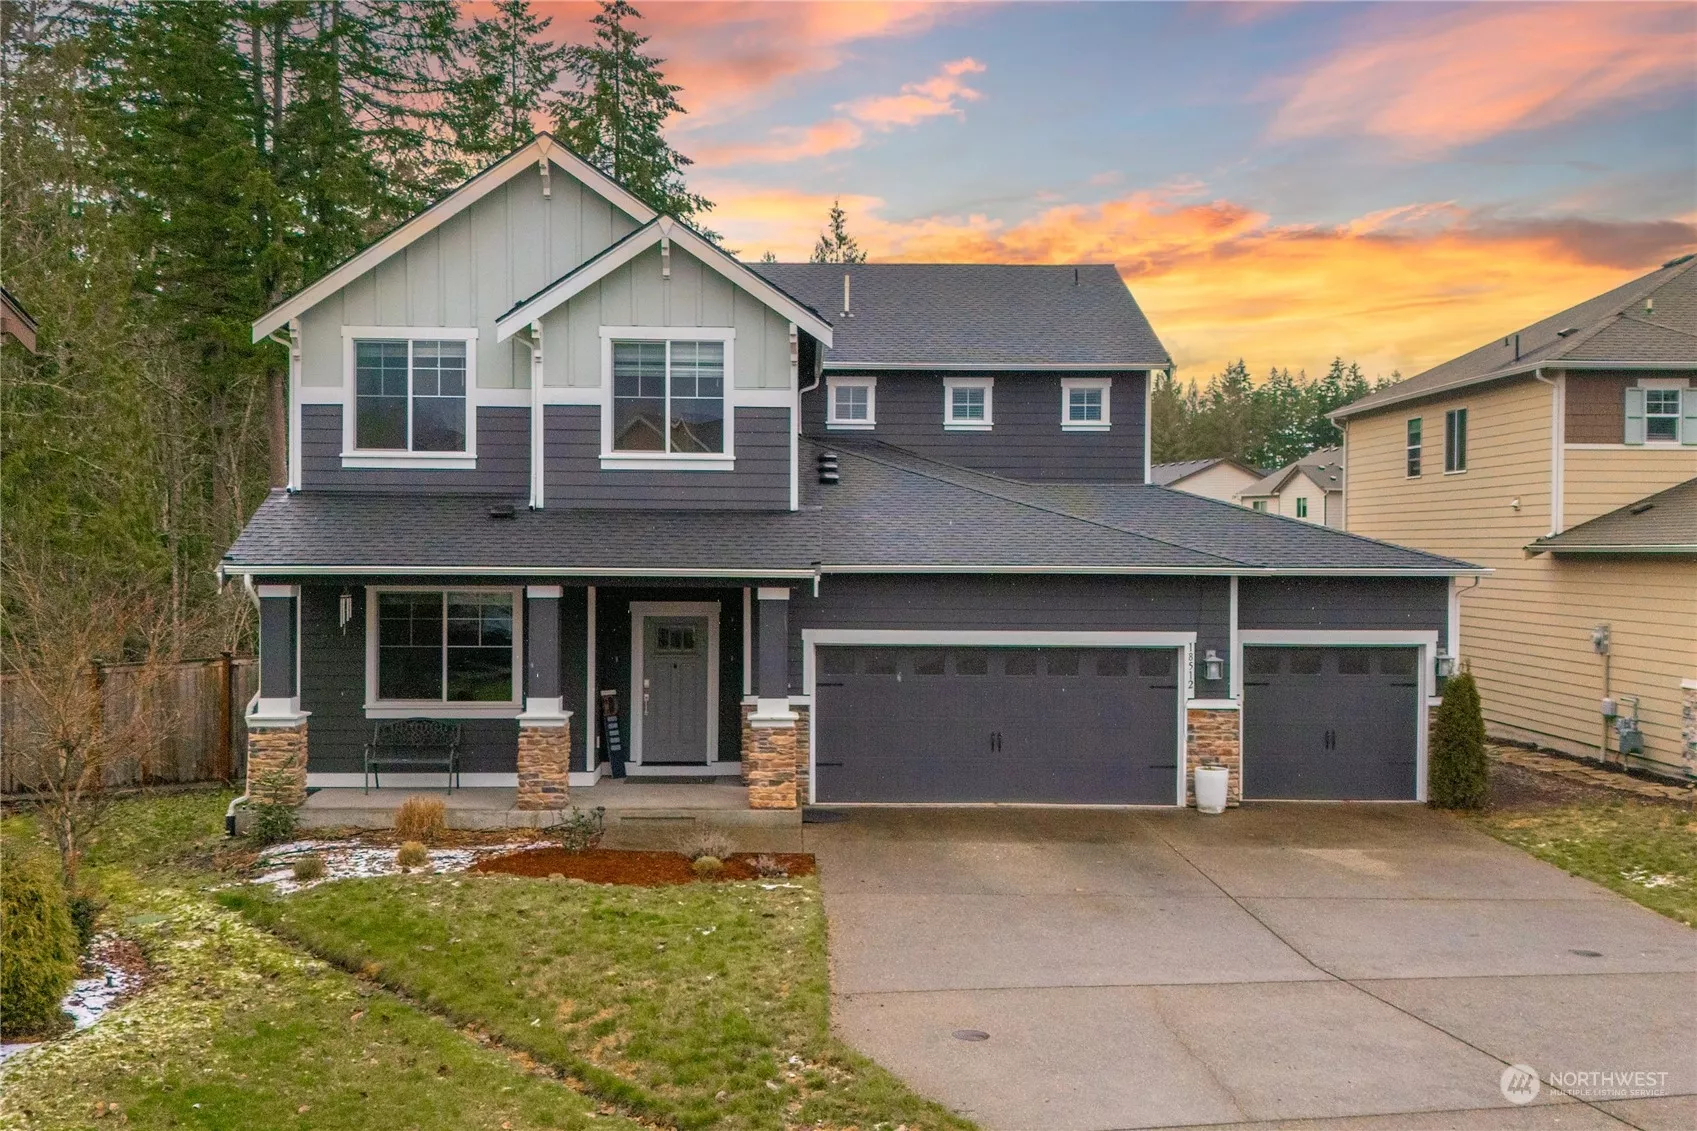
296 778 802 832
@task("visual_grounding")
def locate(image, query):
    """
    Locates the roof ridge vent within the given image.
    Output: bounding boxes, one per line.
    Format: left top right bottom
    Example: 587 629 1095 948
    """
817 450 840 485
1556 326 1578 337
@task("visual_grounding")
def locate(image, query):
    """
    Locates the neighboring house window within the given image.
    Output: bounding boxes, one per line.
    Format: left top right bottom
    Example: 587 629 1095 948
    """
371 590 519 711
1296 497 1308 519
1060 377 1111 431
353 338 468 452
1625 382 1694 445
1251 499 1267 512
943 377 994 430
1646 389 1680 441
1444 408 1468 472
1406 417 1422 477
612 339 725 454
826 376 876 429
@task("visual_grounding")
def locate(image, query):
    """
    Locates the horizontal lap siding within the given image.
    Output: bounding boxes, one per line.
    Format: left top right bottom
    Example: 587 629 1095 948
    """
791 574 1231 698
543 405 790 509
803 371 1148 482
300 405 530 496
1237 578 1449 648
1563 447 1697 526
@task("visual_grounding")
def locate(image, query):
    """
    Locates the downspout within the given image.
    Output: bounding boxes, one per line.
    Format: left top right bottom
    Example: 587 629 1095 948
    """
226 575 264 836
1530 368 1561 534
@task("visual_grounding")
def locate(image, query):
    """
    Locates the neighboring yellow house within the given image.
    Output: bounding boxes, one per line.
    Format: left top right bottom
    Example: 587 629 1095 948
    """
1333 255 1697 780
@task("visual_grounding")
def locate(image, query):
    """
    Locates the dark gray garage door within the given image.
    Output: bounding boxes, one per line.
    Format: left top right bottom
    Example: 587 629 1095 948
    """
814 646 1181 804
1242 646 1419 800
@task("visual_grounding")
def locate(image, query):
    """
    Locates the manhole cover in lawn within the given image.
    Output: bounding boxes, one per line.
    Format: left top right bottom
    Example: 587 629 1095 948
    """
1569 949 1604 957
952 1029 990 1042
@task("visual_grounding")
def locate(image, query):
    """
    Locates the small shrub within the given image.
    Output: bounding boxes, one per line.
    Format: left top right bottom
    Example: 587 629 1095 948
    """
394 796 447 843
396 841 430 870
246 762 302 846
749 854 788 879
552 806 605 854
677 828 736 862
691 855 724 878
1430 670 1489 810
1 847 78 1038
67 890 105 952
291 853 327 882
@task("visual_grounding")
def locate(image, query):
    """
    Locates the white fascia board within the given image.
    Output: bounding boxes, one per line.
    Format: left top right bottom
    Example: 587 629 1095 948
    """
221 564 820 579
664 222 834 346
823 362 1166 372
253 135 657 343
817 564 1489 576
495 222 661 341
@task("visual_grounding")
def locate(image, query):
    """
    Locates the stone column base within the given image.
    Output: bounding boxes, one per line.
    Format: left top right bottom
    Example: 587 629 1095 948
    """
247 721 308 808
743 703 799 810
1185 707 1242 807
517 721 571 810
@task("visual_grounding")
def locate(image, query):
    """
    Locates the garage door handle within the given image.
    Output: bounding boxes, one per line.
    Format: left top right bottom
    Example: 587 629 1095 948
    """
817 681 845 687
816 761 843 768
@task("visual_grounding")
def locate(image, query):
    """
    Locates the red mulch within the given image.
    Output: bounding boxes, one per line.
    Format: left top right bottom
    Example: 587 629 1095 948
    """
470 847 815 886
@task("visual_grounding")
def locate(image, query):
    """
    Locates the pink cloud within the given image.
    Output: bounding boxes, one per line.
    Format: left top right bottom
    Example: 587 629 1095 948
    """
1269 3 1696 152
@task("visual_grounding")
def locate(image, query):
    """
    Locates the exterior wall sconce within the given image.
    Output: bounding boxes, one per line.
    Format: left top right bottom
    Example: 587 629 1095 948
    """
1435 652 1456 679
339 589 354 634
1201 648 1225 682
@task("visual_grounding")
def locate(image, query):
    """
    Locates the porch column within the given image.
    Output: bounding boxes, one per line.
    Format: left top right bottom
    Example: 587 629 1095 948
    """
247 584 309 808
744 586 800 809
516 585 571 810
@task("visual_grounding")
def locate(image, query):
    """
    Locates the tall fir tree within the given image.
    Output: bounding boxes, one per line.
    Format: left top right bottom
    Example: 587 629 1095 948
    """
447 0 571 165
554 0 712 228
810 199 868 264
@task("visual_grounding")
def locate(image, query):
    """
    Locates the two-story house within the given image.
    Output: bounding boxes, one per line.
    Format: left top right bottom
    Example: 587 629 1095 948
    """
1334 257 1697 779
225 136 1482 821
1236 447 1344 527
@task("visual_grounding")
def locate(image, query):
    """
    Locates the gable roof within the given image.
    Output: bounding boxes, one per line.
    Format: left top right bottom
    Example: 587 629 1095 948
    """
251 135 658 342
1149 458 1262 487
750 263 1171 370
494 216 834 346
1239 447 1343 499
1334 255 1697 420
1526 477 1697 555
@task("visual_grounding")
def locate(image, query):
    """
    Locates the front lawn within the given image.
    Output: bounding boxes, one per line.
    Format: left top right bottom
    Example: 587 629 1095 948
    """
226 869 974 1130
1468 762 1697 927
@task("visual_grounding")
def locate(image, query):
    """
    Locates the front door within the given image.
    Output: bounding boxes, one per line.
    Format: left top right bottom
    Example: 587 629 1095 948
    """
642 617 709 763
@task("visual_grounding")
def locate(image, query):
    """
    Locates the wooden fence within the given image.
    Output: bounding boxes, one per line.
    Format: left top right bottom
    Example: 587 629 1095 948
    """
1 654 256 793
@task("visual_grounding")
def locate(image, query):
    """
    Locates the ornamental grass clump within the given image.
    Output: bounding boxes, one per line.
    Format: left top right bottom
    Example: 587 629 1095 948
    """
1429 670 1489 809
677 828 735 863
1 846 79 1038
394 797 446 844
291 853 327 883
690 855 724 878
396 841 430 871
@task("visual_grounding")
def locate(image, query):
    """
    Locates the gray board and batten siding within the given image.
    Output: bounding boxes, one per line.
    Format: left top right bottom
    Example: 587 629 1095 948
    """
801 370 1149 483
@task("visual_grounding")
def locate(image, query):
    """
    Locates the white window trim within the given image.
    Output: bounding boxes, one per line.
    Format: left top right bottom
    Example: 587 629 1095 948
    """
826 375 877 430
341 327 480 469
1443 407 1468 474
1405 416 1423 478
1637 378 1685 445
598 327 737 469
1061 377 1111 431
364 585 524 719
944 376 994 431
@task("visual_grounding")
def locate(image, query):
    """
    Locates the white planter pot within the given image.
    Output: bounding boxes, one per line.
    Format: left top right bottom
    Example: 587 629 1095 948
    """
1193 765 1229 815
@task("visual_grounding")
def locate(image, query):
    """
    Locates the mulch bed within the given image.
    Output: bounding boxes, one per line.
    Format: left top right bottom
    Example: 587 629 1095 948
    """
471 847 815 886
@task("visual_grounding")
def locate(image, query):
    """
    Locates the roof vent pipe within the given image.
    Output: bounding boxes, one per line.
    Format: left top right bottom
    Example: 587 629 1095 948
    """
842 273 851 317
817 451 840 485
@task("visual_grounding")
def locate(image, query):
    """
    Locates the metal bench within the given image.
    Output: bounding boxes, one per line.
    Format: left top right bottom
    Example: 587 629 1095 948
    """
363 718 463 793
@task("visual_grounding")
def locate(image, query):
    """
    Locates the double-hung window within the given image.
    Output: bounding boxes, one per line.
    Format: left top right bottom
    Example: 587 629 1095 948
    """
1444 408 1468 472
351 337 470 455
611 338 726 455
1061 378 1111 431
827 376 876 429
1646 389 1680 441
1406 417 1423 477
370 589 520 714
1624 381 1693 445
1295 497 1309 519
944 377 993 430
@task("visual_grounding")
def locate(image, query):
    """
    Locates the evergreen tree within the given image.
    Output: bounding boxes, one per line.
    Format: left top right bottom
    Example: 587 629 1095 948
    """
810 198 868 264
447 0 571 164
554 0 712 227
1429 670 1489 809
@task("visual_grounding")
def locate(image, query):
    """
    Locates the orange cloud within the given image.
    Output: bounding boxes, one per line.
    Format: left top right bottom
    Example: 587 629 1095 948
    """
1270 3 1696 151
710 182 1695 381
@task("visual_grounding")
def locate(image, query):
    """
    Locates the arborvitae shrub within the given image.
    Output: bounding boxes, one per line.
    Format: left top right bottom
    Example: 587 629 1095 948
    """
1429 670 1488 809
1 847 79 1038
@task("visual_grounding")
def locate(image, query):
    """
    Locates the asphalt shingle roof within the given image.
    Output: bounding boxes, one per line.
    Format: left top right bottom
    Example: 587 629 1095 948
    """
1527 477 1697 554
1149 458 1263 487
750 263 1171 369
1240 447 1344 498
1335 255 1697 420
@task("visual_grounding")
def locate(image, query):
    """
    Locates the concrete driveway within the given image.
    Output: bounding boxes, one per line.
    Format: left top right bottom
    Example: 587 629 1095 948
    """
802 806 1697 1131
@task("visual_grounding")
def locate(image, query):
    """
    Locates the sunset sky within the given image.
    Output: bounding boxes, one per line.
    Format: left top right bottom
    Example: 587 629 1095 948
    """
525 1 1695 382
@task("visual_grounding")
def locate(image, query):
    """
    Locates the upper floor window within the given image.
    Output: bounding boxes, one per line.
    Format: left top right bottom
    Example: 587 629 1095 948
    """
1295 497 1309 519
944 377 993 431
1444 408 1468 472
1061 378 1111 431
827 376 876 430
354 338 468 452
1406 417 1422 477
1251 499 1267 512
612 339 725 454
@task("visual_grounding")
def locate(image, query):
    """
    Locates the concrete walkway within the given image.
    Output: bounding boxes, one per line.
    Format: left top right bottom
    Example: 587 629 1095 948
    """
803 807 1697 1131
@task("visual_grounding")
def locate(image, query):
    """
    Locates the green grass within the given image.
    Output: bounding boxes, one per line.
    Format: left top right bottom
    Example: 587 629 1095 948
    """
1469 797 1697 927
225 874 975 1130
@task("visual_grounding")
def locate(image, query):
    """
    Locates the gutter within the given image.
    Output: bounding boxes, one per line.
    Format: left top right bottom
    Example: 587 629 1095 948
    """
1525 544 1697 556
1330 361 1688 423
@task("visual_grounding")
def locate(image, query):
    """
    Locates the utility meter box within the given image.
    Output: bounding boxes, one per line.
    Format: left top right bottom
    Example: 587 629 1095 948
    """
1600 697 1618 719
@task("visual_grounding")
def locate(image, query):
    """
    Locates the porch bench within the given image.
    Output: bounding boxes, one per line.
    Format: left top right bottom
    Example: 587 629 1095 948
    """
363 719 463 794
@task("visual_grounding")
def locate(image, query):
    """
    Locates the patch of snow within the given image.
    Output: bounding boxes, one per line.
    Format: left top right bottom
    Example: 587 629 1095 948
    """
249 839 507 894
1620 867 1683 890
0 935 140 1065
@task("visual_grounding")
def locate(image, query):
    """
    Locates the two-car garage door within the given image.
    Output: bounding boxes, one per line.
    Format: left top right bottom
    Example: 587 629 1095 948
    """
814 646 1181 804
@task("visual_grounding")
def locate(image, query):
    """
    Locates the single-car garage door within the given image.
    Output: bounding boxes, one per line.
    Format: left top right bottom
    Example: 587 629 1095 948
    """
813 646 1181 804
1242 646 1420 800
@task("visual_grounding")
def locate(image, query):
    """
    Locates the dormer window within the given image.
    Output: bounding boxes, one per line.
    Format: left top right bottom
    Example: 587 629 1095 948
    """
944 377 993 431
342 328 478 469
827 376 876 430
1061 377 1111 431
